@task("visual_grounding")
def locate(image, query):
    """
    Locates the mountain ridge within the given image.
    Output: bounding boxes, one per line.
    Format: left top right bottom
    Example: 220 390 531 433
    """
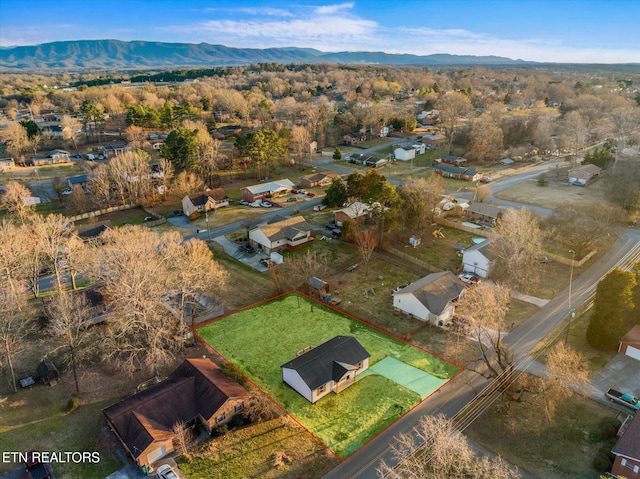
0 39 534 70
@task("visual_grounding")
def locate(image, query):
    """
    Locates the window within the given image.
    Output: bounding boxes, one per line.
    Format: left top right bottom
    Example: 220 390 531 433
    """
235 403 243 412
317 384 326 394
216 413 225 424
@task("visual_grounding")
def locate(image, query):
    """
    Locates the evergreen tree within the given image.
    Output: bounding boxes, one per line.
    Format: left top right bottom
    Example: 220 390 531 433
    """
586 268 636 350
333 146 342 160
322 177 347 207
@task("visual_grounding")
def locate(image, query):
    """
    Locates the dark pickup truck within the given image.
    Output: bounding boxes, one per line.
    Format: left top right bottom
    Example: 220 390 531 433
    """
605 388 640 410
25 453 51 479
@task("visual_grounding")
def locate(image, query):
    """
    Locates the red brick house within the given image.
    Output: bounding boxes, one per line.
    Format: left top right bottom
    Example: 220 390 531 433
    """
612 412 640 478
299 171 339 189
103 359 249 469
619 325 640 361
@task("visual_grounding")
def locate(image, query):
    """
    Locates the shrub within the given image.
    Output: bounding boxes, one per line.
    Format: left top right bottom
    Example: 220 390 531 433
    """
588 430 602 442
273 450 291 468
592 451 612 472
212 424 228 437
66 397 80 412
599 422 618 440
597 447 615 461
599 417 622 432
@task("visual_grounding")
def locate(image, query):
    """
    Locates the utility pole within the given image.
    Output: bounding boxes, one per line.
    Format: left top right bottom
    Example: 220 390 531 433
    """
564 249 576 345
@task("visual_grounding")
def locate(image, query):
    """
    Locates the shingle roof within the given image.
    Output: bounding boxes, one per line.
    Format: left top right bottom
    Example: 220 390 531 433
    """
435 163 478 176
244 179 294 195
258 216 312 242
103 359 248 459
613 411 640 460
621 325 640 346
463 238 497 260
466 202 502 219
281 336 370 390
395 271 465 315
188 188 227 206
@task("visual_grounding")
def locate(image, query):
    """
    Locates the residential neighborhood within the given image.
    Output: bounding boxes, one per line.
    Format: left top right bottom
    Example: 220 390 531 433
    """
1 5 640 479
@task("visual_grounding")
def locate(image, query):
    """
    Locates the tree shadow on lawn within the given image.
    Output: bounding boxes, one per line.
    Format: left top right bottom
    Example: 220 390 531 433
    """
196 292 461 458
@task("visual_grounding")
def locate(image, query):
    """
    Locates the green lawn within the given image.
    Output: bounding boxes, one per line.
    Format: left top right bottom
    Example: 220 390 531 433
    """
196 293 460 458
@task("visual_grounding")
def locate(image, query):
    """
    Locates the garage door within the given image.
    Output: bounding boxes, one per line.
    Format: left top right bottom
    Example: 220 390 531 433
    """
146 445 166 464
625 345 640 361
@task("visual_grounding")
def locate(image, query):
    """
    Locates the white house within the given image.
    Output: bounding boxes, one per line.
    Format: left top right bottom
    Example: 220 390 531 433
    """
568 164 601 186
392 271 466 324
249 215 313 253
412 143 426 155
281 336 370 403
462 239 496 278
334 202 370 226
393 145 416 161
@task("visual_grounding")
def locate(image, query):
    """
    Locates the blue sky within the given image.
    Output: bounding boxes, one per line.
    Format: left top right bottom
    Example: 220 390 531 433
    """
1 0 639 62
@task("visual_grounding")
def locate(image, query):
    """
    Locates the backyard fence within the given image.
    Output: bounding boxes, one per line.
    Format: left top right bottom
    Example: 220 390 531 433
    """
67 203 139 222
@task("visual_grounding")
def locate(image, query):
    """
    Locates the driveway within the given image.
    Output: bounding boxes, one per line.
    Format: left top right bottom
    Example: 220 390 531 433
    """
591 353 640 398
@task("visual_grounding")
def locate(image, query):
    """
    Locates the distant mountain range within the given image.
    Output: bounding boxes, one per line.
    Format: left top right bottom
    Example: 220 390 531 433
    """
0 39 533 71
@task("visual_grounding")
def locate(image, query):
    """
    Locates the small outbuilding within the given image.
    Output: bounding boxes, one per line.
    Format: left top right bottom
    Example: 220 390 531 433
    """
37 359 60 386
619 325 640 361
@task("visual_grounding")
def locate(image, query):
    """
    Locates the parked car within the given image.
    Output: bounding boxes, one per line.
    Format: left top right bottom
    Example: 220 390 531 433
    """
307 192 316 197
605 388 640 410
458 272 480 284
249 201 262 208
62 188 73 195
25 452 50 479
157 464 178 479
480 176 493 183
286 197 298 202
239 199 249 206
261 202 272 208
313 204 326 211
291 189 299 194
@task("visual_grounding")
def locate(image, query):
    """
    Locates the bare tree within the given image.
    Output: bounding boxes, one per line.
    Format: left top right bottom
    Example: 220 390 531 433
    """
377 414 521 479
489 208 544 293
474 184 492 204
355 229 378 276
291 125 311 169
60 115 82 152
172 422 195 461
46 289 96 393
170 239 229 328
171 171 207 200
31 214 74 291
456 282 526 413
243 390 281 424
534 343 588 424
0 181 36 223
561 111 586 166
123 125 147 149
468 114 504 162
398 176 444 233
0 283 30 392
3 122 30 160
435 92 472 154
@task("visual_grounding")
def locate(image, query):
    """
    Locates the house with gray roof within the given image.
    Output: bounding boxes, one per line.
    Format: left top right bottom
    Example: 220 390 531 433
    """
433 163 480 181
466 202 503 225
27 149 70 166
462 238 496 278
241 178 294 203
249 215 313 253
281 336 370 403
392 271 466 324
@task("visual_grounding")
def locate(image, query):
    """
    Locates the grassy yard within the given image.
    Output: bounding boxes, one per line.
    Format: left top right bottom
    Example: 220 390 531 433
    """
196 293 460 458
178 418 339 479
466 381 619 479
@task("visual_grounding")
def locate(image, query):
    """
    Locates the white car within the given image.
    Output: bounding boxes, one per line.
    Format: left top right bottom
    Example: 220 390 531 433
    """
313 204 327 211
62 188 73 195
249 202 261 208
157 464 178 479
261 202 273 208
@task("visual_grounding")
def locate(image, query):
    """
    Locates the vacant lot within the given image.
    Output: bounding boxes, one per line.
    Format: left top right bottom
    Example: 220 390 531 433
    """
196 293 460 458
178 418 339 479
495 176 610 211
73 206 150 227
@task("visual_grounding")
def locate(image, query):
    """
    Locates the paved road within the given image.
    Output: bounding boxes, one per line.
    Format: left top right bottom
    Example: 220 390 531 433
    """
322 228 640 479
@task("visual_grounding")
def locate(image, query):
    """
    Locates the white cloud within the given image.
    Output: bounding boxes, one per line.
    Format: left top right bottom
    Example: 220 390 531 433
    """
313 2 354 15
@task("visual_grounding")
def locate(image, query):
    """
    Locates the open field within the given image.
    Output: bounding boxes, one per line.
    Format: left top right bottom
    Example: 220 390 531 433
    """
178 418 339 479
73 206 150 227
495 175 611 211
466 378 619 479
196 293 460 458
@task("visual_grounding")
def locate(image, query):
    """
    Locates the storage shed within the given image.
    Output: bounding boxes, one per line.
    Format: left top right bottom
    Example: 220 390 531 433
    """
37 359 60 386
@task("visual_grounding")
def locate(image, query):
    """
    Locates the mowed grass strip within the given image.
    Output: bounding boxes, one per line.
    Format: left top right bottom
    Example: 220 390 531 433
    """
196 292 460 458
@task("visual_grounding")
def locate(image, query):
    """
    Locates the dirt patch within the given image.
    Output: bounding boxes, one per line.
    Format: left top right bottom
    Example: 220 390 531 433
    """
74 207 149 226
